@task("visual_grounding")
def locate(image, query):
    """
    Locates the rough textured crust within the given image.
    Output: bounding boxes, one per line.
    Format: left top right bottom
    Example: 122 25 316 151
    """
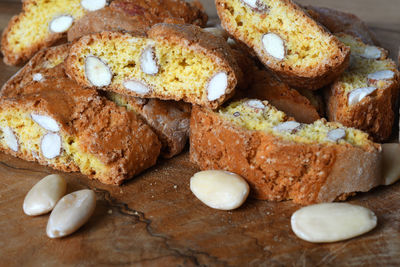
68 0 208 41
66 24 242 109
303 5 379 46
106 92 191 158
190 106 383 205
215 0 351 90
326 75 400 142
236 69 321 123
1 44 70 98
0 77 161 185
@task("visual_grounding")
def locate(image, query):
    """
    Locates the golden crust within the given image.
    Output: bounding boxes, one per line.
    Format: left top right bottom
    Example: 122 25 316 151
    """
189 105 383 204
66 24 242 109
303 5 379 46
67 0 208 42
215 0 351 90
0 77 161 185
106 92 191 158
236 69 321 123
1 44 70 98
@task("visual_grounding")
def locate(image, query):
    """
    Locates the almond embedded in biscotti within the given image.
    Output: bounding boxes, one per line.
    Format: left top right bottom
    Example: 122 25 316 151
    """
291 203 377 243
33 73 43 82
31 113 60 132
124 80 151 95
2 126 19 152
41 133 62 159
207 72 228 101
246 99 265 109
274 121 302 134
327 128 346 142
368 70 395 81
240 0 269 12
85 56 113 87
80 0 107 11
348 87 377 106
49 15 74 33
360 46 382 59
140 47 159 75
262 33 286 60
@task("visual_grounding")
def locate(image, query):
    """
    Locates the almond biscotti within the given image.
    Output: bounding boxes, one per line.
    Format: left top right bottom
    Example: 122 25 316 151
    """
190 99 383 204
67 0 208 41
106 92 191 158
215 0 350 90
1 44 70 98
66 24 241 109
1 0 107 66
325 34 400 142
0 77 161 185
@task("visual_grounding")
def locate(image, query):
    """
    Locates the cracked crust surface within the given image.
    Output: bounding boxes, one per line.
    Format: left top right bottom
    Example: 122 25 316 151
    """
190 105 383 204
215 0 350 90
106 92 191 158
0 77 161 185
68 0 208 41
66 24 242 109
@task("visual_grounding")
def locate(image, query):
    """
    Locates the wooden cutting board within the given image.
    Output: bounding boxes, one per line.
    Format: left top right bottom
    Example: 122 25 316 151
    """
1 1 399 266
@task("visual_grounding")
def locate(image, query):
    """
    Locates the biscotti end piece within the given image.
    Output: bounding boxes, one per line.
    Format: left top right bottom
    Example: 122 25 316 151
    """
67 0 208 42
1 44 70 98
326 34 400 142
66 24 241 109
106 92 191 158
190 99 382 204
0 78 161 185
216 0 350 90
1 0 106 66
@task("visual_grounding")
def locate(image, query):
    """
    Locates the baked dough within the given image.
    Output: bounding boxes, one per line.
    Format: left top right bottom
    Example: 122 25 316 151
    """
325 34 400 142
0 76 161 185
190 99 383 204
66 24 242 109
215 0 350 90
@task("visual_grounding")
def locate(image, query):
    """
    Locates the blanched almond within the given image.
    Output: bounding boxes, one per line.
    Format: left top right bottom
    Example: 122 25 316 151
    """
262 33 285 60
23 174 67 216
327 128 346 142
41 133 62 159
2 126 19 152
81 0 106 11
348 87 377 106
49 15 74 33
85 56 113 87
207 72 228 101
273 121 301 133
124 80 151 95
31 113 60 132
360 46 382 59
291 203 377 243
140 47 159 75
368 70 395 81
246 99 265 109
190 170 249 210
47 189 96 238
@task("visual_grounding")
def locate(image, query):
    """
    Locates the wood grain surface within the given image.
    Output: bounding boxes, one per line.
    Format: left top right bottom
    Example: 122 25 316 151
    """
0 1 399 266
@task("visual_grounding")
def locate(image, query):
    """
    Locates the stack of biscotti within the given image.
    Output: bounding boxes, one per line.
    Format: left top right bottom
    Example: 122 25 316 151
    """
0 0 398 204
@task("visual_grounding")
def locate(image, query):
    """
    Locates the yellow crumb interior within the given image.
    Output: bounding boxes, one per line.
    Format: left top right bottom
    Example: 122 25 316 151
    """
219 0 340 68
0 107 109 179
6 0 85 54
74 35 225 102
42 53 67 69
337 35 397 93
219 100 371 146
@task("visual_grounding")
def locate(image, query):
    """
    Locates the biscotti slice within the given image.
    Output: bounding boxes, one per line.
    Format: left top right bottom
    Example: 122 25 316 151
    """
237 69 322 123
0 77 161 185
1 44 70 98
106 92 191 158
66 24 241 109
1 0 107 66
215 0 350 90
303 6 379 45
190 99 383 205
67 0 208 41
325 34 400 142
